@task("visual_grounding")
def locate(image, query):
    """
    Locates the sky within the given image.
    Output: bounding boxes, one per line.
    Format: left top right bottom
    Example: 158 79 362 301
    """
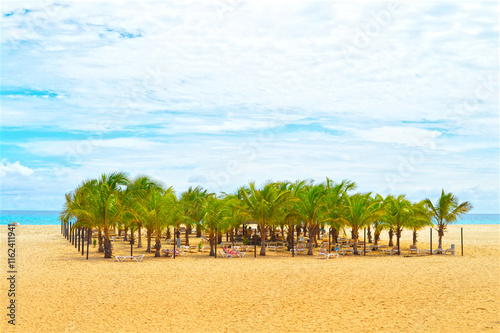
0 0 498 213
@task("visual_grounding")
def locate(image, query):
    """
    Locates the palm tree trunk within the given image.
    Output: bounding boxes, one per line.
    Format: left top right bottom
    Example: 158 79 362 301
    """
146 230 152 252
388 229 394 247
374 229 380 245
209 233 215 256
259 226 266 256
98 230 104 252
196 224 202 237
438 225 444 248
137 224 142 248
308 224 317 255
352 228 359 255
396 226 402 255
185 227 190 246
367 226 372 243
412 229 418 245
332 228 339 244
103 237 112 258
154 238 161 257
124 227 128 242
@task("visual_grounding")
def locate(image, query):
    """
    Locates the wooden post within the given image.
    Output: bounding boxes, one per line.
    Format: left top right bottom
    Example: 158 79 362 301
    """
82 228 85 256
215 228 217 258
397 229 400 255
292 225 295 257
364 228 366 256
86 228 90 260
77 228 80 251
328 227 331 253
430 228 432 255
461 227 463 256
254 229 257 258
173 228 176 259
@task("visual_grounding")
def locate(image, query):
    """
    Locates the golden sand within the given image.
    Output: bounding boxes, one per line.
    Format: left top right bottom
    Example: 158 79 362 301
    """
1 224 499 332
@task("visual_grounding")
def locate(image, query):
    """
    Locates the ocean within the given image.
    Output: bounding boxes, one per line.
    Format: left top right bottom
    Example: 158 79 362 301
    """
0 210 499 226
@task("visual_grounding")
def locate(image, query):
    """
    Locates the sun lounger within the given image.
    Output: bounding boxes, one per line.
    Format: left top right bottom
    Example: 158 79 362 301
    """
188 245 198 253
290 243 307 255
267 242 278 251
408 245 420 255
317 248 339 259
339 245 353 255
276 242 286 252
221 247 245 258
445 244 455 255
357 247 372 255
424 247 444 255
114 254 145 262
161 248 185 257
201 245 211 253
382 246 399 255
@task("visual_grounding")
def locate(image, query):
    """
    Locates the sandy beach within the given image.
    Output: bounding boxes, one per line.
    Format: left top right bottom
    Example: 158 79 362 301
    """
1 224 499 332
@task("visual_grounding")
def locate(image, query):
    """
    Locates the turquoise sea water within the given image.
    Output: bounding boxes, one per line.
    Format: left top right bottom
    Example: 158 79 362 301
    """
0 210 499 226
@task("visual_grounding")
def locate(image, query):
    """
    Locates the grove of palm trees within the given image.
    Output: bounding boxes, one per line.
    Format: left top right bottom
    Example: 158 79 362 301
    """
60 172 473 259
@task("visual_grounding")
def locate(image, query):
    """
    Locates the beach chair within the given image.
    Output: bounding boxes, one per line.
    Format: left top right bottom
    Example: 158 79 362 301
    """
161 248 185 257
188 245 198 253
317 248 339 259
339 245 353 255
276 242 286 252
291 243 307 255
267 242 278 251
201 245 211 253
222 247 245 258
114 254 145 262
424 247 444 255
408 244 420 255
357 247 372 255
445 244 455 255
383 246 399 255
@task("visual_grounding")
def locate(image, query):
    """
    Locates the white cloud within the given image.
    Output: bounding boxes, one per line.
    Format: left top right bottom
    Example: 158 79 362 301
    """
0 159 34 177
355 126 442 148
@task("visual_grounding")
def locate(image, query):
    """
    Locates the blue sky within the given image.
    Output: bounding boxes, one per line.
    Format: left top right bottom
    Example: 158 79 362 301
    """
0 1 498 213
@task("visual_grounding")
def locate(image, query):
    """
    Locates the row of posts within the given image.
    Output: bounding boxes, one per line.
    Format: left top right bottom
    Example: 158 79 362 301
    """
61 220 91 259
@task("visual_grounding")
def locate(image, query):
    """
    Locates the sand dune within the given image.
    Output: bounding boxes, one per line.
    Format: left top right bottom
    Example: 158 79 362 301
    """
1 224 499 332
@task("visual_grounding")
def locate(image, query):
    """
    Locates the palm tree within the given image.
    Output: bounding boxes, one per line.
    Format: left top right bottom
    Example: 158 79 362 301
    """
424 190 472 248
125 176 161 248
381 195 413 254
239 182 291 256
180 186 210 241
294 182 329 255
407 200 432 245
201 195 231 256
61 172 130 258
139 185 178 256
323 178 356 244
342 192 383 254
